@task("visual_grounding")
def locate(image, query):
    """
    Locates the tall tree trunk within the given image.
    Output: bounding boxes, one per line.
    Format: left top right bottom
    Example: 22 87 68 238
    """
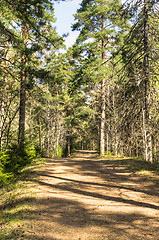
143 0 152 162
107 85 112 152
47 97 50 157
66 133 71 157
56 112 61 157
0 44 9 150
28 106 32 141
100 15 106 155
18 24 27 150
37 116 42 150
65 97 71 157
0 100 5 150
113 91 118 155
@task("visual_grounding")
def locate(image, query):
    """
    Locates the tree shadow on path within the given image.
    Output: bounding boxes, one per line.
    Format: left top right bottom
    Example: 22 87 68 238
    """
11 150 159 240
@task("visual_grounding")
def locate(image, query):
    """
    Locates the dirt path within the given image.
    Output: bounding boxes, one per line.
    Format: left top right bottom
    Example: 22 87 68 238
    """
23 151 159 240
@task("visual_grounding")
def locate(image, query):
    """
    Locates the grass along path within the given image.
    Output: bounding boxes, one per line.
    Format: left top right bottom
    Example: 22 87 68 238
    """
0 151 159 240
0 159 44 240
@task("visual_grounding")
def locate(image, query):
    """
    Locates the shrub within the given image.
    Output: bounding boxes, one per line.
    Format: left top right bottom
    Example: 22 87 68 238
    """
34 144 46 157
24 143 36 162
0 152 13 186
105 151 113 156
0 170 13 186
0 142 37 186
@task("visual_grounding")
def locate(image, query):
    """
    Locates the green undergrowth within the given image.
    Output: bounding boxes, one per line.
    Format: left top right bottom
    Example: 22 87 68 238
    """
0 143 38 187
0 158 44 240
126 157 159 184
105 151 113 156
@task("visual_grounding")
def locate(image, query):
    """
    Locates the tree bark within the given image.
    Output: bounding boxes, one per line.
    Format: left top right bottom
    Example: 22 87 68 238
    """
0 100 5 150
37 116 42 150
143 0 152 162
100 15 106 155
47 95 50 157
0 44 9 150
18 24 27 150
113 91 118 155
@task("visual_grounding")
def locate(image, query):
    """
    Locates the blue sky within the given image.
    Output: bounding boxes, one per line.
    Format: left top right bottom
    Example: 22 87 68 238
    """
53 0 125 48
54 0 82 48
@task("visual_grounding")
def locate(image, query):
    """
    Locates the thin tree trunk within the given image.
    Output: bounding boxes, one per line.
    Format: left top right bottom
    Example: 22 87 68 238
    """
66 134 71 157
18 24 27 150
0 101 5 150
0 44 9 150
107 85 112 152
65 96 71 157
143 0 152 162
56 116 61 157
100 15 106 155
28 107 32 141
113 91 118 155
47 97 50 157
37 117 42 149
142 108 148 160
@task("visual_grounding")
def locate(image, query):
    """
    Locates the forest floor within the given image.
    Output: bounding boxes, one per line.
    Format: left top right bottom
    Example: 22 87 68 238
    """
1 150 159 240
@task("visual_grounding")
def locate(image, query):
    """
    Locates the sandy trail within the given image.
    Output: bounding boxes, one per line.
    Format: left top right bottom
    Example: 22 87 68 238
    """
23 150 159 240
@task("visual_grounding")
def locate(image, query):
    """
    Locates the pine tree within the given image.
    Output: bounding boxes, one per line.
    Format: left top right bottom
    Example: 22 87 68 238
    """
72 0 123 155
119 0 159 161
0 0 63 151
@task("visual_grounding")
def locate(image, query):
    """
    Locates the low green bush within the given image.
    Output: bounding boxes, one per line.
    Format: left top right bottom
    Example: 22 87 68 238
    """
0 172 12 186
0 152 13 185
34 144 46 157
0 165 13 186
0 142 37 186
24 143 36 162
105 151 113 156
